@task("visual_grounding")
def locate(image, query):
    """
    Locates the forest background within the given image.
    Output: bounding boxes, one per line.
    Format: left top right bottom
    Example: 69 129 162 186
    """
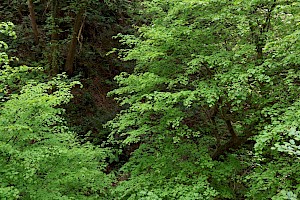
0 0 300 199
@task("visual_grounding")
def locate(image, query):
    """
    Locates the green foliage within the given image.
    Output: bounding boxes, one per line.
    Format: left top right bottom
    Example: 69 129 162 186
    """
0 22 16 39
249 101 300 199
0 22 113 199
108 0 300 199
111 138 218 200
245 158 300 199
245 2 300 199
0 22 45 99
0 22 16 64
0 77 113 199
2 0 300 199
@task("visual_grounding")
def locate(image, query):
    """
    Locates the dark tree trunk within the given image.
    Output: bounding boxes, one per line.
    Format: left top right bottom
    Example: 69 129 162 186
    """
64 7 85 76
211 120 258 160
50 0 60 76
28 0 39 45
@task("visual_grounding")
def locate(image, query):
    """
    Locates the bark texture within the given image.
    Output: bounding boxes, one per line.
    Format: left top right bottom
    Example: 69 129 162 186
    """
28 0 39 44
65 7 85 76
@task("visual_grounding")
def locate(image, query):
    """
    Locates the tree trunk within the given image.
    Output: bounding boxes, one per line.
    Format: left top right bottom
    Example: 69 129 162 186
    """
50 0 60 76
64 7 85 76
211 120 258 160
28 0 39 45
